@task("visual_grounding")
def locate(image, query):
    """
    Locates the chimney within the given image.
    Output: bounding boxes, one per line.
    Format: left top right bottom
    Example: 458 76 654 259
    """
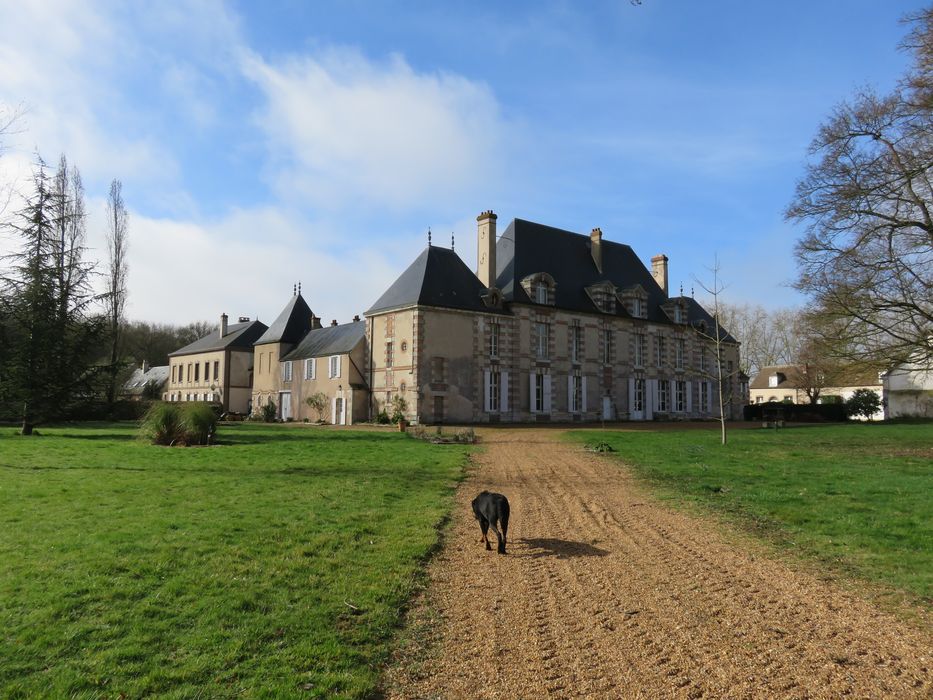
331 319 338 327
590 227 603 274
476 210 497 289
141 359 150 374
310 314 322 330
220 313 228 338
651 254 669 296
353 315 360 322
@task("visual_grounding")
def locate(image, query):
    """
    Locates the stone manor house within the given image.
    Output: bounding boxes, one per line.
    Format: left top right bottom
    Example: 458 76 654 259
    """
164 211 745 424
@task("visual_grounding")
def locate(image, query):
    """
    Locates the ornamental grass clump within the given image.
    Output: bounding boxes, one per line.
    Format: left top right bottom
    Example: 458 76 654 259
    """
141 402 217 446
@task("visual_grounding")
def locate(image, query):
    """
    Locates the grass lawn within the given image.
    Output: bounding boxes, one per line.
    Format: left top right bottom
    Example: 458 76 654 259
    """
0 423 469 699
568 424 932 604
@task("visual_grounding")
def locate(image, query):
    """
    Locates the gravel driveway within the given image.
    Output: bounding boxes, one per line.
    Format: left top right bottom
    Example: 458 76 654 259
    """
385 428 931 699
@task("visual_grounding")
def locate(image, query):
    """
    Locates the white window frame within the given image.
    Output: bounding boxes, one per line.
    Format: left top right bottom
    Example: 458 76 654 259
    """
489 323 499 358
304 358 316 380
675 380 686 412
656 334 665 368
658 379 670 412
633 378 645 412
675 339 685 369
635 333 646 367
329 355 341 379
534 322 549 360
282 360 293 381
602 328 613 363
534 281 548 304
571 322 582 363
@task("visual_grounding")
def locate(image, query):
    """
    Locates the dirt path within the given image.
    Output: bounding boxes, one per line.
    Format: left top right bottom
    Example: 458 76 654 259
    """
385 428 931 699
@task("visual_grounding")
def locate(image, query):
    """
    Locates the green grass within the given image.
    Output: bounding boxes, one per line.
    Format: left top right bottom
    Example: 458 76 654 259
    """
0 423 469 699
568 424 932 604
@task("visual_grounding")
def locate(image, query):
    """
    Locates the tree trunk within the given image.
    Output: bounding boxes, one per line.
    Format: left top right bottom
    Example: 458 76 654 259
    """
21 401 33 435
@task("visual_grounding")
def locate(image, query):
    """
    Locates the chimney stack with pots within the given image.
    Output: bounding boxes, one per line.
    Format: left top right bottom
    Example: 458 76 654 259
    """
310 314 322 330
353 315 360 322
476 210 497 289
651 254 669 296
141 359 149 374
220 313 228 338
590 227 603 274
331 319 338 327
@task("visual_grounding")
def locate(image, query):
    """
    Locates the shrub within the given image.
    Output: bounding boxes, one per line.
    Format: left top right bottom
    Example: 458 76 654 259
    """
846 388 882 421
305 392 328 422
260 400 277 423
390 395 408 423
376 409 391 424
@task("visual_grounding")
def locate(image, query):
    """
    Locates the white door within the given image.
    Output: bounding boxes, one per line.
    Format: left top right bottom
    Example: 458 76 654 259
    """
334 397 345 425
279 391 292 420
602 396 612 420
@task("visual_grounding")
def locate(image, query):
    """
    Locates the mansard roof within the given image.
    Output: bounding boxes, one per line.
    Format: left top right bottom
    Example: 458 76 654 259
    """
169 320 268 357
255 293 314 345
366 245 507 315
281 321 365 361
495 219 666 316
494 218 735 337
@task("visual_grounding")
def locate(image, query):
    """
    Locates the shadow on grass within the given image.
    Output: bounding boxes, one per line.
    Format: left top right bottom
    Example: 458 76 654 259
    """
517 537 610 559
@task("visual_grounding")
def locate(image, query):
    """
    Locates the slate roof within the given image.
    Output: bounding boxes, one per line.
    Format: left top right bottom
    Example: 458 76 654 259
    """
749 365 802 391
169 320 268 357
366 245 506 315
281 321 365 361
675 296 738 344
750 364 881 390
121 365 170 395
255 293 313 345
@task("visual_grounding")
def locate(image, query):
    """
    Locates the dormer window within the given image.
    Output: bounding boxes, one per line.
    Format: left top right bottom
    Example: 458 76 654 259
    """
674 305 684 323
768 373 784 388
534 281 548 304
633 298 644 318
521 273 556 306
585 282 617 314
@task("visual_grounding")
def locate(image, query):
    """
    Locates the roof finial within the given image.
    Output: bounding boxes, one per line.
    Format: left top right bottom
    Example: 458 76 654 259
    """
691 286 695 298
428 227 432 247
293 283 296 296
298 281 302 295
451 232 455 252
679 282 683 296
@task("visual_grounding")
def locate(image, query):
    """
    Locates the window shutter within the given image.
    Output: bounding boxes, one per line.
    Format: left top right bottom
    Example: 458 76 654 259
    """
582 376 588 412
686 381 693 413
336 357 341 378
628 378 635 414
567 375 574 412
530 372 538 413
544 374 552 413
646 379 656 420
484 370 491 413
500 372 509 413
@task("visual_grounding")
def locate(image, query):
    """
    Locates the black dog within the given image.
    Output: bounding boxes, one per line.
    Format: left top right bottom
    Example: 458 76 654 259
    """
471 491 510 554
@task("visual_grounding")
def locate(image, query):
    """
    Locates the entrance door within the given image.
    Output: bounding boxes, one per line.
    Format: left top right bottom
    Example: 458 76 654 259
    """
279 392 292 420
433 396 444 424
602 396 612 421
333 397 345 425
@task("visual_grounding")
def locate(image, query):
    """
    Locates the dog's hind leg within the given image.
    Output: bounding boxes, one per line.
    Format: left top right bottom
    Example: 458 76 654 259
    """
490 520 506 555
479 517 491 549
500 511 509 554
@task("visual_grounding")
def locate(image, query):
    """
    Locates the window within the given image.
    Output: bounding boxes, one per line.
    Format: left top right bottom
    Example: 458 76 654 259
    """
489 322 499 357
658 379 670 412
204 362 209 382
701 382 710 411
329 356 340 378
282 361 293 381
534 322 549 360
213 361 219 381
674 305 684 323
571 322 582 363
633 298 644 318
634 333 646 367
172 365 177 383
432 357 445 382
675 380 686 412
633 378 645 412
768 374 779 388
675 339 685 369
755 395 762 404
656 334 666 368
534 280 548 304
569 374 583 413
386 341 394 368
602 328 613 364
534 373 546 412
304 358 315 380
488 371 500 412
187 363 192 382
699 349 707 372
194 363 200 382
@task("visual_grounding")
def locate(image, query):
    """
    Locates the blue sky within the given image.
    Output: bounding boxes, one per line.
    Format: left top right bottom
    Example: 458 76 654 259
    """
0 0 924 325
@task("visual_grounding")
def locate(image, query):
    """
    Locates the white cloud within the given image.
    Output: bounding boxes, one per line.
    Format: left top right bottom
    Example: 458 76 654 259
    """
242 48 505 211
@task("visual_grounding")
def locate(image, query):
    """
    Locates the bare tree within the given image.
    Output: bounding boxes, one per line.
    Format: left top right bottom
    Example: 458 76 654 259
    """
104 179 129 408
694 258 743 445
786 10 933 367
